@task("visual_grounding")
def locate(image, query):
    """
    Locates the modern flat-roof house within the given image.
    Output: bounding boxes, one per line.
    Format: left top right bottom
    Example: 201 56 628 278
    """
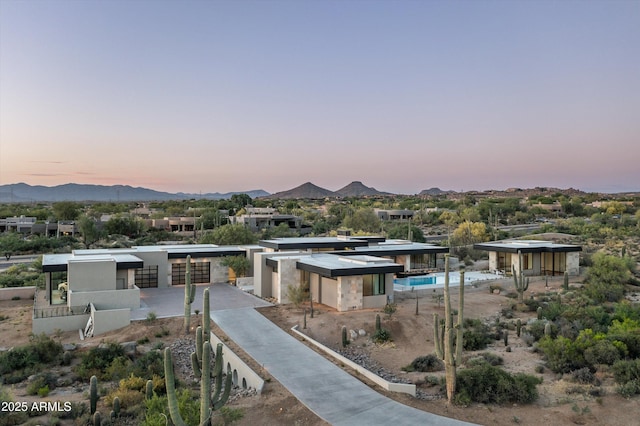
254 236 448 311
233 207 311 235
473 240 582 276
36 244 255 335
35 235 450 335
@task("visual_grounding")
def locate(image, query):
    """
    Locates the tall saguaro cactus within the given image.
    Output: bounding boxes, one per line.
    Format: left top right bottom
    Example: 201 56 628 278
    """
512 251 529 304
432 255 464 404
184 255 196 334
166 288 232 426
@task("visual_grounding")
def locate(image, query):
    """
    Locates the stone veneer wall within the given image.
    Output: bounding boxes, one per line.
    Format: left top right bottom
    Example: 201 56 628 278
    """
336 275 362 311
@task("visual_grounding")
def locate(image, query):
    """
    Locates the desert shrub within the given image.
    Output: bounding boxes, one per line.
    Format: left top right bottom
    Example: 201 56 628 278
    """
141 389 199 426
455 364 541 405
26 372 57 396
571 367 598 385
286 283 309 308
406 355 444 372
218 406 245 424
462 319 493 351
58 402 88 420
617 380 640 398
0 334 63 383
75 342 125 380
584 253 632 303
105 387 144 409
383 303 397 317
611 359 640 384
527 320 551 341
584 340 624 366
372 328 391 343
130 349 165 379
466 352 504 367
537 336 587 373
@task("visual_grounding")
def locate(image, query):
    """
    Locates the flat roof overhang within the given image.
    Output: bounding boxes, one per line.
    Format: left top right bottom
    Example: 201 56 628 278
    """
295 261 403 278
333 246 449 257
42 259 144 272
473 243 582 254
259 239 370 251
167 249 246 259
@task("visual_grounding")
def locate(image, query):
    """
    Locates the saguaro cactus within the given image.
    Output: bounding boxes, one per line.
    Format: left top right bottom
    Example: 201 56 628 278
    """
184 255 196 334
89 375 98 414
432 255 464 404
166 288 232 426
146 380 154 400
512 251 529 304
563 270 569 291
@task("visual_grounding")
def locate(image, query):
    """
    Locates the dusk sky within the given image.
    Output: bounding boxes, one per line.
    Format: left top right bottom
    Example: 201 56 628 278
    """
1 1 638 195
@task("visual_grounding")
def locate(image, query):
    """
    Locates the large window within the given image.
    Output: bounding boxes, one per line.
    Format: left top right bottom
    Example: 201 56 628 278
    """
363 274 385 296
136 266 159 288
50 271 68 305
172 261 210 285
410 253 436 270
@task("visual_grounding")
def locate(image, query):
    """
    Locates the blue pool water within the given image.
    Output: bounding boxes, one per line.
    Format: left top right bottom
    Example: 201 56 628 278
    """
394 275 438 286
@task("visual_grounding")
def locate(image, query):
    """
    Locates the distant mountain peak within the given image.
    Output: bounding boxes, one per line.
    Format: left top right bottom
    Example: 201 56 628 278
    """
335 181 391 197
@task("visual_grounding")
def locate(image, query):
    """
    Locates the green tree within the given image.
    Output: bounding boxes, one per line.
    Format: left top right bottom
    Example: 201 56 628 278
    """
343 208 381 233
199 224 257 245
452 221 490 246
52 201 81 221
386 223 425 242
221 255 251 278
77 215 101 247
104 215 146 238
584 252 634 303
230 193 252 209
0 232 22 260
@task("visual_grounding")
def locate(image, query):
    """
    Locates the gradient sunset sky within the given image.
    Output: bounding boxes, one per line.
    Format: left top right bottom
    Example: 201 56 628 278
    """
1 0 638 195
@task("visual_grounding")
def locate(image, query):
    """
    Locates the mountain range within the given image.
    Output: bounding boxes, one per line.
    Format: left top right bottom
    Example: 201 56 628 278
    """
0 183 269 203
0 182 622 203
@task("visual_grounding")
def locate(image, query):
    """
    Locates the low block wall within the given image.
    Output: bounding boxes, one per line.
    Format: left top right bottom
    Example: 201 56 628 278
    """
32 313 90 335
0 286 36 301
209 332 264 394
92 305 131 336
291 325 416 397
69 287 140 310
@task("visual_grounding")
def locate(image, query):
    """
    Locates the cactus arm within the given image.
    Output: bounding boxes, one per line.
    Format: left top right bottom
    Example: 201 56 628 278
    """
433 313 443 359
203 288 211 339
192 351 202 378
200 343 212 426
196 326 203 363
184 255 193 334
212 371 232 411
164 348 187 426
456 267 465 363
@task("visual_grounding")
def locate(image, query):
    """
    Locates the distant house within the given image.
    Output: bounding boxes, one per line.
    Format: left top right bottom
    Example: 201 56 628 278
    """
473 240 582 276
374 209 415 221
233 207 310 235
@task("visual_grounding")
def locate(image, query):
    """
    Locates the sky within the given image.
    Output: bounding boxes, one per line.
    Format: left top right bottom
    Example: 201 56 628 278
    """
1 0 639 195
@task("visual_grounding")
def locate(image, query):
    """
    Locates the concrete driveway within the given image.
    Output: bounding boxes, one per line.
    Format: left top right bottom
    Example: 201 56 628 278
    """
130 283 271 321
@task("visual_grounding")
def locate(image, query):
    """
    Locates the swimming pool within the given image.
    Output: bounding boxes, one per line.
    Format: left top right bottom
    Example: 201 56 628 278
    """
393 271 499 288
